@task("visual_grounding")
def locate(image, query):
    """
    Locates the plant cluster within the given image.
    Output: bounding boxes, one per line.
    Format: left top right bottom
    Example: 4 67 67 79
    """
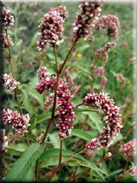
0 0 136 182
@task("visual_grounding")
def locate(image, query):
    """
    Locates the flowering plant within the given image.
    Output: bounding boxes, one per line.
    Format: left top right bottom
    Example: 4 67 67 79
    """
0 0 136 182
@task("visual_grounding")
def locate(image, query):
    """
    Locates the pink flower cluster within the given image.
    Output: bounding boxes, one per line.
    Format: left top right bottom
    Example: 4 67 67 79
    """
104 42 117 51
129 57 136 62
99 77 107 92
95 42 116 58
114 73 126 84
56 83 75 139
44 93 54 110
119 139 136 159
95 14 120 41
2 7 14 28
37 66 48 81
94 66 104 78
119 42 129 49
35 76 57 94
2 73 20 91
64 68 74 86
127 167 137 176
83 92 122 148
3 109 30 134
95 42 116 65
86 138 100 150
36 67 75 139
118 167 137 179
1 34 13 48
37 10 64 52
49 5 68 20
70 85 79 96
72 1 102 42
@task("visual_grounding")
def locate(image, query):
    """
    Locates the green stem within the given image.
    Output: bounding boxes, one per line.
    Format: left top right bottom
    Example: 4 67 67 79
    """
54 43 59 73
5 29 29 146
59 42 76 74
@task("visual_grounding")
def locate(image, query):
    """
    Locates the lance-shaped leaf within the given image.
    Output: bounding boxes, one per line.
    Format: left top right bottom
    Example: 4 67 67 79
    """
5 143 45 181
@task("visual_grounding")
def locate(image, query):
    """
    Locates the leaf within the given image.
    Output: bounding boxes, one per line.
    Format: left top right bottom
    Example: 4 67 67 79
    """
40 149 107 176
19 84 29 105
48 132 66 149
5 143 45 181
7 147 23 156
29 32 39 48
71 129 93 142
29 112 51 130
74 108 98 113
88 112 104 133
66 63 93 81
29 88 43 106
112 134 123 144
31 51 54 66
23 164 35 181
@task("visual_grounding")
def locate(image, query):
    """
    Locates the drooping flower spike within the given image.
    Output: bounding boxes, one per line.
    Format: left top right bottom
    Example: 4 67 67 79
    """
83 92 122 149
94 14 120 41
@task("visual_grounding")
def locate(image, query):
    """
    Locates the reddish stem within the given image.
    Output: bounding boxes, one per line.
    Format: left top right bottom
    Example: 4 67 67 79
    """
48 148 87 182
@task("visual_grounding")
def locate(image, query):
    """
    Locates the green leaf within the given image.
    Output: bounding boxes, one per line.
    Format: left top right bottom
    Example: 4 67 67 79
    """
23 164 35 181
74 108 98 113
19 84 29 105
7 147 23 156
88 112 104 133
5 143 45 181
29 32 39 48
71 129 93 142
48 132 66 149
29 112 51 130
66 63 93 81
40 149 107 176
31 51 54 66
112 134 123 144
29 88 43 106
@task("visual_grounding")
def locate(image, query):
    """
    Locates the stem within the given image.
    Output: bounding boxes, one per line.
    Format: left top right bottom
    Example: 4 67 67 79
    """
48 147 87 182
5 29 29 146
59 42 76 74
95 147 134 166
59 140 63 166
41 42 77 143
62 148 87 165
35 159 39 181
54 43 59 73
40 75 59 144
14 90 23 114
3 149 6 176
